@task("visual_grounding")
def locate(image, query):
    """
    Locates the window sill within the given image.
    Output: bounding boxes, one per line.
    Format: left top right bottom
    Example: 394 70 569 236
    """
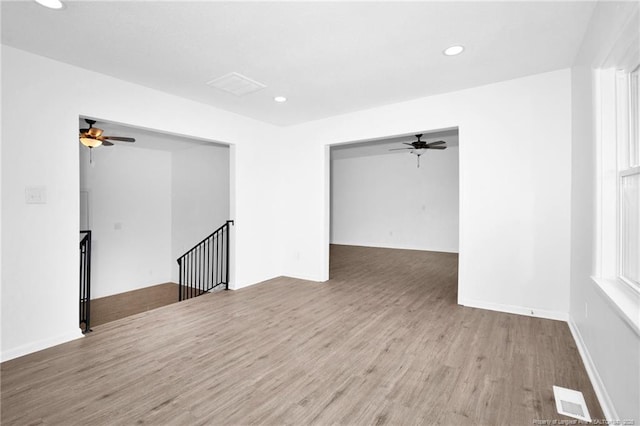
591 276 640 336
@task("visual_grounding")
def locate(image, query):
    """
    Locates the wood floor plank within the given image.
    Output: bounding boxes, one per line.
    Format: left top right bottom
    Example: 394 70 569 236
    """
1 245 603 425
88 282 180 327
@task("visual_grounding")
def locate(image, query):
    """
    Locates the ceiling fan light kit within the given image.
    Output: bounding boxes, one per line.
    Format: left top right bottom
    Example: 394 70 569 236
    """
389 134 447 168
79 118 136 163
79 119 136 148
79 137 102 148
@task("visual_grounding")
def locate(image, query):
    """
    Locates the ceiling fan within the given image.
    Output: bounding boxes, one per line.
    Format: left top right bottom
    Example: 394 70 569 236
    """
389 134 446 167
79 119 136 148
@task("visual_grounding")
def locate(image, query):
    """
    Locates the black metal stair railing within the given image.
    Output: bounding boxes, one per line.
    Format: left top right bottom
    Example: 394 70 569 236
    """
79 230 92 333
177 220 233 301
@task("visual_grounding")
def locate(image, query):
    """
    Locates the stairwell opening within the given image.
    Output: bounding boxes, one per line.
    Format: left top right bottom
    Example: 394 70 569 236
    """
78 116 231 330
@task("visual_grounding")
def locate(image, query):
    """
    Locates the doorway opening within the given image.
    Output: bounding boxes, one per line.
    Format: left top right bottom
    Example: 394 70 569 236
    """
78 116 231 329
328 128 460 295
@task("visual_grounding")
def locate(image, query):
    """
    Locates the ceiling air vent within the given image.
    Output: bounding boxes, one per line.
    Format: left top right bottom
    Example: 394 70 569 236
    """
206 72 266 96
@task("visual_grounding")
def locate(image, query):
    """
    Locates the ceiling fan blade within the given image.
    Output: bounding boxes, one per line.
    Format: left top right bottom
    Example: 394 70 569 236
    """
426 140 446 146
101 140 114 146
389 148 412 151
428 146 447 150
101 136 136 142
402 142 416 146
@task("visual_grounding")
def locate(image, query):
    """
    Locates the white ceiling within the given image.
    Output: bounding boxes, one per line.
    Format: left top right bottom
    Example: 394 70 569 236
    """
3 1 596 126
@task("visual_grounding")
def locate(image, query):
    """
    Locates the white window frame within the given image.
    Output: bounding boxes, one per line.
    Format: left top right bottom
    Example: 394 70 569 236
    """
615 66 640 288
592 9 640 334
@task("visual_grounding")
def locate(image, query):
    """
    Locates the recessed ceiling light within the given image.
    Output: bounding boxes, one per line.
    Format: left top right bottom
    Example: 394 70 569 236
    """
274 96 287 103
443 45 465 56
35 0 64 9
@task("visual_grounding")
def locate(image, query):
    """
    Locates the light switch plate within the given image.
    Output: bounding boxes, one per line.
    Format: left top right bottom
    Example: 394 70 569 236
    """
25 186 47 204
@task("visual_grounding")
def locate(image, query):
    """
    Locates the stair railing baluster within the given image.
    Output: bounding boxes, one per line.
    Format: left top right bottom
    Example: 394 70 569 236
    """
79 230 92 333
225 223 230 289
218 231 222 285
176 220 233 302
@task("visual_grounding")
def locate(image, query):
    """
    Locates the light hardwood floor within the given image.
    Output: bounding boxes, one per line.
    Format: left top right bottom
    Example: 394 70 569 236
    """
89 282 180 327
1 245 602 425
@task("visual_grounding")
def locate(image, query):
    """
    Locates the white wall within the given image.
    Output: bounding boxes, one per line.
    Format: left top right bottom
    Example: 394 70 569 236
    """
331 144 459 252
171 144 230 282
280 69 572 320
80 145 173 298
0 26 4 359
1 46 281 361
569 1 640 421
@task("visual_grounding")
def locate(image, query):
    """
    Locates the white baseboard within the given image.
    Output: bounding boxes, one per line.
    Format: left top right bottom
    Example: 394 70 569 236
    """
281 273 327 283
459 297 569 321
229 280 263 291
230 274 327 291
1 329 84 363
330 241 459 254
567 317 618 422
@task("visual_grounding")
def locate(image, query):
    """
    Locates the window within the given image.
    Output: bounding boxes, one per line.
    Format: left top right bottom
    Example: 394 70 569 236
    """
617 66 640 288
592 8 639 332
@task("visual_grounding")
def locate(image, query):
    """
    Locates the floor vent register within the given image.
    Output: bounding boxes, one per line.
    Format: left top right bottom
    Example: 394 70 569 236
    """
553 385 591 422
